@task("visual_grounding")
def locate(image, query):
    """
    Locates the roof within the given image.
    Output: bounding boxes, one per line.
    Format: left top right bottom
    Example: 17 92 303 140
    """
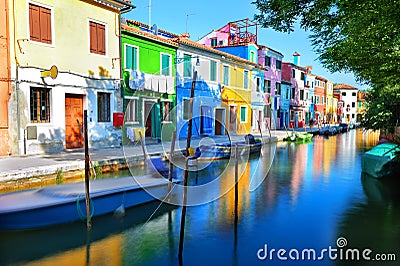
171 35 261 68
258 45 284 57
125 19 179 38
334 84 358 90
121 24 179 47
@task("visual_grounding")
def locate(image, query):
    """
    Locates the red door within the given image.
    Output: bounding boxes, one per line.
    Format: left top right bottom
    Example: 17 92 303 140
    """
65 95 83 149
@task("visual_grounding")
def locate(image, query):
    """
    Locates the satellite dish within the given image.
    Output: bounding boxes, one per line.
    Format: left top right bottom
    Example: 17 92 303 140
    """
152 24 158 35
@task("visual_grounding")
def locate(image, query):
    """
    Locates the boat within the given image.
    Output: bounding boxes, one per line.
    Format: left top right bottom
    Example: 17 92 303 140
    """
195 134 263 161
319 126 330 135
339 123 349 132
283 131 313 142
0 175 178 230
325 126 337 136
361 143 400 178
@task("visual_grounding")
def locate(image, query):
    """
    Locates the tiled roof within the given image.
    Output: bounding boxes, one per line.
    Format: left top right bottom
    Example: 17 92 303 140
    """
172 36 261 68
125 19 179 37
121 24 178 47
334 84 357 90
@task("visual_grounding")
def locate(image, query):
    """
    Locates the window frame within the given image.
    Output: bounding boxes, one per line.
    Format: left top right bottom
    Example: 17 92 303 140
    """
97 92 111 122
124 44 139 70
28 2 54 45
30 86 51 123
89 20 106 56
265 56 271 67
276 60 282 70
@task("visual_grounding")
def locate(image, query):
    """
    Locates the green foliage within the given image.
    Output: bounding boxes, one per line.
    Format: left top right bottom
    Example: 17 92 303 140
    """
252 0 400 88
361 86 400 133
93 162 102 176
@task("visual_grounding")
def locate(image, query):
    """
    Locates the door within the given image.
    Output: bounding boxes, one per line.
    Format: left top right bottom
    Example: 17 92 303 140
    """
214 109 224 135
144 102 153 137
65 94 83 149
200 106 213 135
229 105 237 133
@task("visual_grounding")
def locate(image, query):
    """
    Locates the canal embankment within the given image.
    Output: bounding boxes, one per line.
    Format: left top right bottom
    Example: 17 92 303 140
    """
0 131 287 192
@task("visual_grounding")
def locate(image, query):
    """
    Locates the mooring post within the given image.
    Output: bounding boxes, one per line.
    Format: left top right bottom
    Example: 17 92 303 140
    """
168 131 176 194
84 110 92 231
178 70 197 259
234 143 239 224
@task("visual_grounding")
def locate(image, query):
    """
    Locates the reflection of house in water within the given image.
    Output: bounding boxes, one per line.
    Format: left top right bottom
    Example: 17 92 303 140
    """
290 143 308 203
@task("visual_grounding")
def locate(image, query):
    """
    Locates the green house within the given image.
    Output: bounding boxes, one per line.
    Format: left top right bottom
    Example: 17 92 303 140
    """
121 21 178 143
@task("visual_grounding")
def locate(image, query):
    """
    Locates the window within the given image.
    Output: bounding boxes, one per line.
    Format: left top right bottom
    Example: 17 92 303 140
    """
161 100 172 122
300 90 304 100
29 3 52 44
30 87 50 122
291 88 295 99
276 60 282 70
352 92 357 96
125 98 139 123
210 38 217 46
183 99 190 120
342 92 347 96
218 40 224 46
352 102 356 108
276 82 281 95
161 53 171 76
311 82 314 88
286 88 290 99
264 80 271 93
301 72 305 80
210 60 217 81
240 106 247 122
243 70 249 89
125 44 138 70
250 51 255 63
322 96 324 105
89 21 106 55
311 96 314 103
291 69 295 78
265 56 271 67
316 96 320 104
223 65 229 85
256 77 261 92
183 54 192 77
98 92 110 122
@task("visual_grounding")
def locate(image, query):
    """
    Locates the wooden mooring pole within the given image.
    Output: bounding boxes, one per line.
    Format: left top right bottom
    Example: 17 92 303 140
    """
178 70 197 260
168 131 176 194
84 110 92 231
234 143 239 224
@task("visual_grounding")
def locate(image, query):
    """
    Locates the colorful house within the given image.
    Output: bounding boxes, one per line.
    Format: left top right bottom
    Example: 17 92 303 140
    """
172 35 222 138
314 75 328 123
2 0 134 155
334 84 358 124
121 20 178 142
325 80 336 124
258 45 284 129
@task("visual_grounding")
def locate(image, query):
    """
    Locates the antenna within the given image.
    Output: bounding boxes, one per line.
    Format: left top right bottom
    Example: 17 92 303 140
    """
148 0 151 29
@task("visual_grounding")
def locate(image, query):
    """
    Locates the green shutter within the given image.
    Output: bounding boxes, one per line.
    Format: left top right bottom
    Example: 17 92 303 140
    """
210 60 216 81
125 46 132 69
184 54 192 77
241 106 246 122
162 54 170 75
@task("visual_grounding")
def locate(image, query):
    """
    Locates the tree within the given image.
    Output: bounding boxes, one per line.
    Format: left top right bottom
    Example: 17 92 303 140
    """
252 0 400 133
252 0 400 88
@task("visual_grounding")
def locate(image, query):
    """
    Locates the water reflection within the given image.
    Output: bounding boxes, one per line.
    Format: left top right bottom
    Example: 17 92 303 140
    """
3 130 398 266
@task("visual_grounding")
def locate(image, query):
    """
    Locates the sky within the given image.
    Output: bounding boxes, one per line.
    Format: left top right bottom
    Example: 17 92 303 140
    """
125 0 368 90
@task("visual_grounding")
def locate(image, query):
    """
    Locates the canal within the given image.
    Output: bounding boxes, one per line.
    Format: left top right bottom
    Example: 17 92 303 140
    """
1 129 399 265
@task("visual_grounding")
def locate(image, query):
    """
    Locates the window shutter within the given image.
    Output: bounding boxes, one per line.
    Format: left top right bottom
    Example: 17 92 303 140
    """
98 24 106 55
29 4 41 42
89 22 97 53
125 46 132 69
40 7 52 44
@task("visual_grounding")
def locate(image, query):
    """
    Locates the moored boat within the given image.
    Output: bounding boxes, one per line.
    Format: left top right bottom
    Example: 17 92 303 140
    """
361 143 400 178
0 175 178 230
283 132 313 142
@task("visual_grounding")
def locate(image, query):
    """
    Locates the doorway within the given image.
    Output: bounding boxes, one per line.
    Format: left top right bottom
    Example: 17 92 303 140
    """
144 101 153 137
229 105 237 133
65 94 83 149
214 108 225 135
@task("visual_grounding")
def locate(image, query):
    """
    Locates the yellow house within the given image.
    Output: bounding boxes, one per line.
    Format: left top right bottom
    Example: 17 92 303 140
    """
325 80 335 123
220 54 256 135
4 0 134 155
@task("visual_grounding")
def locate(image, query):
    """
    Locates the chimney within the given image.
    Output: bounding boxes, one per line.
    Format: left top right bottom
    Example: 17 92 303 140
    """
293 52 301 66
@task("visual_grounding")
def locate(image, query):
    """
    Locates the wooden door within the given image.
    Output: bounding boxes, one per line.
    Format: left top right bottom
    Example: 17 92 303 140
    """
65 95 83 149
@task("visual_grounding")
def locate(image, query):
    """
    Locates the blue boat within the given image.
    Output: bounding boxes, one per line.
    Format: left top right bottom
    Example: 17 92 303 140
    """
0 175 178 230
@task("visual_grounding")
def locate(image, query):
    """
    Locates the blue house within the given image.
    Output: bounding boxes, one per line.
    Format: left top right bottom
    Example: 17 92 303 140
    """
173 36 223 138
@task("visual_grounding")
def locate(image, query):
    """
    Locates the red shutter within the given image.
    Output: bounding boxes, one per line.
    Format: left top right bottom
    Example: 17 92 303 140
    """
98 24 105 55
29 4 40 42
40 7 52 44
89 22 97 53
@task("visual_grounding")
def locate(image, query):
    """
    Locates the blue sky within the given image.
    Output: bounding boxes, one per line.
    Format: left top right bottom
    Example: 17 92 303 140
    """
125 0 368 90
